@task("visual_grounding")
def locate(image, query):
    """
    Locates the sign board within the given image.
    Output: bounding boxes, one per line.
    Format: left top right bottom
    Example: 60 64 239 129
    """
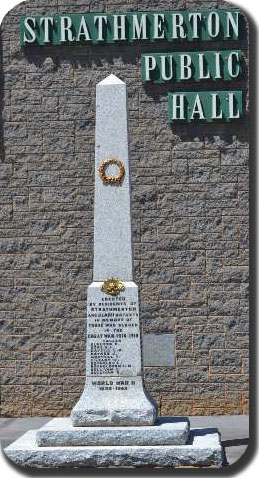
20 10 242 45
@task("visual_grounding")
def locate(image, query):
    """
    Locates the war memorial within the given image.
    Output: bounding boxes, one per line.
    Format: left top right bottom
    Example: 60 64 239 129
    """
4 72 224 468
1 0 249 469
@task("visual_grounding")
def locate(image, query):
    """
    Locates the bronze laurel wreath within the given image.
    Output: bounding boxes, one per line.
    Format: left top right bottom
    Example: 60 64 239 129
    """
99 158 125 184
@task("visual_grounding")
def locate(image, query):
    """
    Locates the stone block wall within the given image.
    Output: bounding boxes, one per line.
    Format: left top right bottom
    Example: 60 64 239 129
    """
0 0 249 417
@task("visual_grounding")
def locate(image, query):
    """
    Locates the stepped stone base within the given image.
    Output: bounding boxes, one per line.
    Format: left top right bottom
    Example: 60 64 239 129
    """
4 418 223 469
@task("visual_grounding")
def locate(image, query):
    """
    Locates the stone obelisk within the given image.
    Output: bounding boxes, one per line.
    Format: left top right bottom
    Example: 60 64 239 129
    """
71 74 157 426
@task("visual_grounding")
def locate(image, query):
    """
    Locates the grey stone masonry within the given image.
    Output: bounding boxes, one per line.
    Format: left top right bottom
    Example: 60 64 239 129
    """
0 0 249 418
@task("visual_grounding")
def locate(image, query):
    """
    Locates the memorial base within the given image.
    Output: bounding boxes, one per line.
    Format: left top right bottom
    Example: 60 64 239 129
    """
4 418 223 468
71 376 157 427
70 282 157 427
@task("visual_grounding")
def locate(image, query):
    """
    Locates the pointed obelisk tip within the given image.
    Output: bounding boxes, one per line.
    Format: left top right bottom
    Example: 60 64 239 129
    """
97 74 125 86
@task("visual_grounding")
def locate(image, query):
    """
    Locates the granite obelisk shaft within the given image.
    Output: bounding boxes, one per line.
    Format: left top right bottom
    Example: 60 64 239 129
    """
94 75 133 281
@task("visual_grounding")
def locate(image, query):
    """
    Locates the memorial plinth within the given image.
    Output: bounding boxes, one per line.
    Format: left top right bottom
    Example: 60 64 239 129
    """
4 75 223 468
36 418 190 447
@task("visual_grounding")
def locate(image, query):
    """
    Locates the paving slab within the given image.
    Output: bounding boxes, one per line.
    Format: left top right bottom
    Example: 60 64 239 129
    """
189 416 249 465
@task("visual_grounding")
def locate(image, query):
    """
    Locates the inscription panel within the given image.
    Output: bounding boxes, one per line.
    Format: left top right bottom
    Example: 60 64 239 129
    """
86 283 142 377
87 377 142 394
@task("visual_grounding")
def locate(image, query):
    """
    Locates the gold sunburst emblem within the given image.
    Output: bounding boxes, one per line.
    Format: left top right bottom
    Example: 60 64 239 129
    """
101 278 125 296
99 158 125 185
